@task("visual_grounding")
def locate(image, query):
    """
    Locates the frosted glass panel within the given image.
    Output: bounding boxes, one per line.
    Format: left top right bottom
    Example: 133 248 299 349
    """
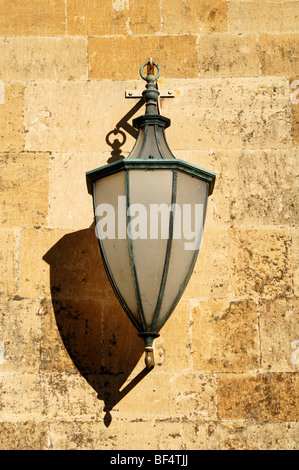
128 169 173 328
156 172 208 330
93 172 140 325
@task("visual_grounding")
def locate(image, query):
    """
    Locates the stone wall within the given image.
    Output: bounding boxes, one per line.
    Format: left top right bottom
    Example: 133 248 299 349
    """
0 0 298 450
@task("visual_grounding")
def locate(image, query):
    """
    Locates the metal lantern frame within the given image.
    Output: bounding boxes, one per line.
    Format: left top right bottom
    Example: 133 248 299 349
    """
86 61 216 369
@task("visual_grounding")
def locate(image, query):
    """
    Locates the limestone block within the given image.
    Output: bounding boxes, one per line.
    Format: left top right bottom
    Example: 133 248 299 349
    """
0 82 24 152
0 229 17 298
49 420 185 450
161 77 292 150
215 421 298 450
24 80 140 153
68 0 161 35
192 300 259 372
112 420 186 451
229 0 299 33
48 152 108 230
0 152 50 228
290 228 299 297
210 148 299 226
0 38 87 81
25 78 292 153
258 33 299 76
88 35 199 80
228 228 292 299
0 299 42 372
40 372 102 420
183 227 229 299
117 372 217 420
0 421 49 450
153 300 191 371
19 228 70 298
0 373 45 421
0 0 66 36
259 299 299 372
290 77 299 146
39 298 79 374
183 421 298 450
162 0 227 33
198 33 259 78
48 420 117 450
19 227 114 299
218 372 298 421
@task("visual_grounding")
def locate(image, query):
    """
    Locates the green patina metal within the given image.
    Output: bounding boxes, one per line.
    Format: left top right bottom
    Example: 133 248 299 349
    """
86 159 215 196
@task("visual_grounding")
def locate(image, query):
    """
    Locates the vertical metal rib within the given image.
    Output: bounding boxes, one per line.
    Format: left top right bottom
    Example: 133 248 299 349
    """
125 170 147 331
151 170 177 332
136 125 148 160
154 125 164 159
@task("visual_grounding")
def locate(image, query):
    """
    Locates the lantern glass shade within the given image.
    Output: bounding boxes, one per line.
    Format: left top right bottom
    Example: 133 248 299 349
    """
86 62 216 365
90 159 212 338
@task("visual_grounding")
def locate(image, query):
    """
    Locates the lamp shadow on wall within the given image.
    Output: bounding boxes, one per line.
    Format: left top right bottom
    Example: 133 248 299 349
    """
43 224 149 427
105 98 144 163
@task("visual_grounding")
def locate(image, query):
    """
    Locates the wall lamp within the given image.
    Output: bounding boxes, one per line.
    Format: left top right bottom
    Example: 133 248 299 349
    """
86 61 216 370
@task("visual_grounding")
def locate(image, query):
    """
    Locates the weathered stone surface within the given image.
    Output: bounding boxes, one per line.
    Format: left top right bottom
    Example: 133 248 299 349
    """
39 298 79 374
216 421 298 450
209 148 299 226
229 0 299 33
19 227 114 299
0 229 17 299
68 0 161 35
0 38 87 81
24 78 292 153
0 373 45 421
258 33 299 76
0 299 42 372
162 0 228 33
153 300 191 371
24 80 140 153
228 228 292 299
218 373 298 421
88 36 199 80
0 0 66 36
0 152 50 228
40 372 102 421
290 77 299 146
183 421 298 450
290 227 299 297
49 419 186 450
0 82 24 152
162 77 292 150
49 420 118 450
198 33 259 78
192 300 259 372
19 229 70 298
118 372 217 420
48 152 107 229
259 298 299 372
0 421 49 450
183 227 229 299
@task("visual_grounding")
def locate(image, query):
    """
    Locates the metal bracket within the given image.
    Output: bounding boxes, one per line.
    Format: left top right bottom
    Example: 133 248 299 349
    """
125 90 175 99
